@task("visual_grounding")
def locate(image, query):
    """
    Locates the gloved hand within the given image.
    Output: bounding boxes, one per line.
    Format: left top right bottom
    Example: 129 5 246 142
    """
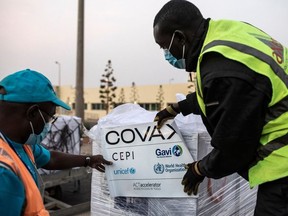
154 104 180 129
182 161 205 195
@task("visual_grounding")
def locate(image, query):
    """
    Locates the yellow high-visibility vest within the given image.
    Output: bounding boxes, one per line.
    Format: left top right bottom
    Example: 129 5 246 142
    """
196 19 288 187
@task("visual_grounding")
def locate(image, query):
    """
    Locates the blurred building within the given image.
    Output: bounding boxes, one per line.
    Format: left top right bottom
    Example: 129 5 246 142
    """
56 81 195 123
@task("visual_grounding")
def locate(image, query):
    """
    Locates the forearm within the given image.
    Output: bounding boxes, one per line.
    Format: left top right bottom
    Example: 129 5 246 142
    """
43 150 112 172
178 92 201 116
43 151 87 170
199 139 258 179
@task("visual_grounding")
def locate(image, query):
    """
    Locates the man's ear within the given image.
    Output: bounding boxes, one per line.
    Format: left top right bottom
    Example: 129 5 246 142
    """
26 104 39 120
174 30 186 45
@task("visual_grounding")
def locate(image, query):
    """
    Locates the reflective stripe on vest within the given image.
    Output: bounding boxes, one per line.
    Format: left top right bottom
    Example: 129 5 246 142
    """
196 19 288 187
203 40 288 126
0 139 49 215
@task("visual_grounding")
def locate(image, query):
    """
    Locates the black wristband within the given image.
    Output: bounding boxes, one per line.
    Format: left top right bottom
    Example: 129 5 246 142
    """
84 156 91 167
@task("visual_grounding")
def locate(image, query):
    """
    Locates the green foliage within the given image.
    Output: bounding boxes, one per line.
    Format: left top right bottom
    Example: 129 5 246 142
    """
156 84 165 110
99 60 117 114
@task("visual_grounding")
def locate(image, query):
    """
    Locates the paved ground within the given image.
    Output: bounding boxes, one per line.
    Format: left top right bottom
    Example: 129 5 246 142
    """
48 140 93 215
61 139 92 203
59 177 92 216
59 174 92 205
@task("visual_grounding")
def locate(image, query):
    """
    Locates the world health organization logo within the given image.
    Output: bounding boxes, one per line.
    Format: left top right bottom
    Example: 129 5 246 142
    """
154 163 164 174
172 145 183 157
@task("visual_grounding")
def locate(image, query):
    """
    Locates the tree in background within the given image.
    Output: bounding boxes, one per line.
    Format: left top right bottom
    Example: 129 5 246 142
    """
118 88 126 105
130 82 139 104
188 72 196 94
156 85 165 110
99 60 117 114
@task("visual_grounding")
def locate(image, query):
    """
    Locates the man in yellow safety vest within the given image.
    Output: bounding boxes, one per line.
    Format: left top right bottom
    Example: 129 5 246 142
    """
153 0 288 215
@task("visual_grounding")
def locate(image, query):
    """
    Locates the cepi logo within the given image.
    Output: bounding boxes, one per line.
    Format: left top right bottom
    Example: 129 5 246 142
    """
114 167 136 175
155 145 183 158
154 163 164 174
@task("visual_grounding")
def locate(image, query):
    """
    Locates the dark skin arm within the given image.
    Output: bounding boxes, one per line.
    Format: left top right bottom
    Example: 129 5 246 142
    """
43 151 113 173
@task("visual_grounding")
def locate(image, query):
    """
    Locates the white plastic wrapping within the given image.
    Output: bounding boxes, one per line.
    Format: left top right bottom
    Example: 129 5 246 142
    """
41 115 81 154
39 115 82 175
89 103 257 215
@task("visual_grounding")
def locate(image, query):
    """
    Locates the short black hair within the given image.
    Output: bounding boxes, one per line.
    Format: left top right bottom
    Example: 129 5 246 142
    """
153 0 203 34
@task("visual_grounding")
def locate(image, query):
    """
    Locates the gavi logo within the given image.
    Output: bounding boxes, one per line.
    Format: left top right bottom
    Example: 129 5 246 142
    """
155 145 183 158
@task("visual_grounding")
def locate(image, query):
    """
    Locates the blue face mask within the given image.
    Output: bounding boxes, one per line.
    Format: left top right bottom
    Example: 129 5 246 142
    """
25 110 50 145
164 32 186 69
164 49 186 69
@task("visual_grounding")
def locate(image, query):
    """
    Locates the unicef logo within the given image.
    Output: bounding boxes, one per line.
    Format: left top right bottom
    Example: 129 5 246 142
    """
154 163 164 174
129 167 136 174
172 145 183 157
114 167 136 175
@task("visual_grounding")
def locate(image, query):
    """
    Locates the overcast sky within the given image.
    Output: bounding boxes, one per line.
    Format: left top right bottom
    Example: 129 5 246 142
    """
1 0 287 87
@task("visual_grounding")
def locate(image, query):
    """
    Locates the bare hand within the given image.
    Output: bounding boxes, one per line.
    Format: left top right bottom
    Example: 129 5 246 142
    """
89 155 113 172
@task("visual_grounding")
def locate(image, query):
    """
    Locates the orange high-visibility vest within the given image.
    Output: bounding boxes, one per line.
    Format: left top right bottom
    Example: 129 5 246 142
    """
0 138 49 216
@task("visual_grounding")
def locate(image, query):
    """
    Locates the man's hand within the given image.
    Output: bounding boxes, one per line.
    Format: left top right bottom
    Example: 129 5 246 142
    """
89 155 113 172
182 161 205 195
154 104 180 129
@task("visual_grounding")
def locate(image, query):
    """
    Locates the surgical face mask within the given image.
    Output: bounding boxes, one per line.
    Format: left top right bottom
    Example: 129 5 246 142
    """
25 110 50 145
164 49 186 69
164 32 186 69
